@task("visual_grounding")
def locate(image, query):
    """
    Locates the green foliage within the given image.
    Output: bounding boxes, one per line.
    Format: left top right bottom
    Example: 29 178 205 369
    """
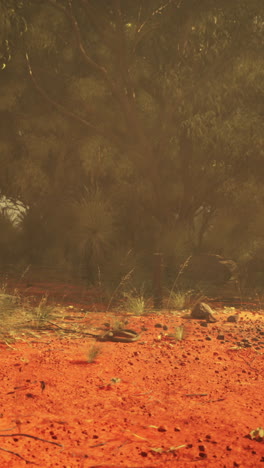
0 0 263 285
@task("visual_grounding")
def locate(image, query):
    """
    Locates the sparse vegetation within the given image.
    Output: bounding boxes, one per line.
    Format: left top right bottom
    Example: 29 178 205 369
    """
87 344 102 363
167 290 193 310
106 269 134 312
167 257 193 311
121 288 150 315
31 295 55 328
173 325 187 342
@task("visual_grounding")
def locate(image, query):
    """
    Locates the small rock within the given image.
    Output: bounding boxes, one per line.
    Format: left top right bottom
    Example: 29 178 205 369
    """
227 315 239 323
140 451 148 457
157 425 167 432
191 302 217 322
154 323 163 328
217 334 225 340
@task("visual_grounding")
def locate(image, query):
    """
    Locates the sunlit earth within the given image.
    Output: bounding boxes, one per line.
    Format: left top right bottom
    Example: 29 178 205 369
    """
0 281 263 467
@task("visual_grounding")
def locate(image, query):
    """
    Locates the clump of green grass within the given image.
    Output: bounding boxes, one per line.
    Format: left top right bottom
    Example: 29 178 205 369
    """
167 290 193 310
121 288 150 315
87 344 102 363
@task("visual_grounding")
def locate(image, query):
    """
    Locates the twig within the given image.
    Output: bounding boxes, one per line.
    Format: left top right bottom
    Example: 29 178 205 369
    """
25 53 99 133
0 433 63 447
0 446 37 464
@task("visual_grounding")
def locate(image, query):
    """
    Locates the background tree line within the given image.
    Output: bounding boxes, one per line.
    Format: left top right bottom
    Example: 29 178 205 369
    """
0 0 263 289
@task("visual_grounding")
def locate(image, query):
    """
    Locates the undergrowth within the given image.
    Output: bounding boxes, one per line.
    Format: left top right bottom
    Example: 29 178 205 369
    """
87 344 102 363
120 288 151 315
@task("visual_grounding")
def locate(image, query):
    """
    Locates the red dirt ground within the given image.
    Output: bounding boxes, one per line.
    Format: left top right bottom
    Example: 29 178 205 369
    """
0 283 264 467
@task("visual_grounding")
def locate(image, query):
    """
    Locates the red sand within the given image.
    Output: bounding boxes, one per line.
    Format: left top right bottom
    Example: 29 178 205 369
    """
0 285 264 467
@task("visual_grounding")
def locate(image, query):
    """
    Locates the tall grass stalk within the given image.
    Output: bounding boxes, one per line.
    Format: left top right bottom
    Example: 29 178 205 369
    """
167 256 192 311
106 268 134 312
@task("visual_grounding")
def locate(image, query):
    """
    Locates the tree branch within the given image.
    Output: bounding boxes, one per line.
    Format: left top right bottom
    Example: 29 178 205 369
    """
47 0 142 138
25 53 100 133
66 0 108 74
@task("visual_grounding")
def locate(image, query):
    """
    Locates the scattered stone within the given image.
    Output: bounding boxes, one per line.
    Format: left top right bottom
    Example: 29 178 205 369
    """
217 334 225 340
157 425 167 432
227 315 239 323
198 445 206 452
191 302 217 322
154 323 163 328
200 322 208 327
163 325 168 330
140 451 148 457
205 336 212 340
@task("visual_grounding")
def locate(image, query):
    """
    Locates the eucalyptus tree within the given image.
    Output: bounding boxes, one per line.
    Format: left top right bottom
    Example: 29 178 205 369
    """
0 0 263 278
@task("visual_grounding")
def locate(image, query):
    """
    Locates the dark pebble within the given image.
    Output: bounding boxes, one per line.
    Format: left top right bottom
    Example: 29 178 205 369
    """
198 445 206 451
227 315 239 323
217 334 225 340
154 323 163 328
